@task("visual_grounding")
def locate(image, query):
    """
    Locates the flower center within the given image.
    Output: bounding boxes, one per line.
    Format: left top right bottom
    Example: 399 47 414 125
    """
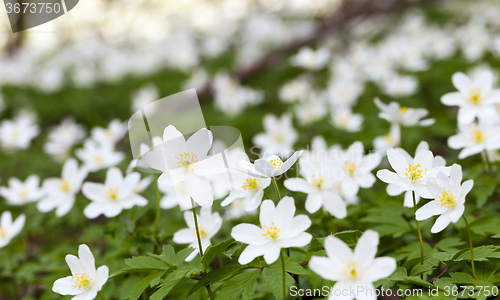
93 154 104 163
400 106 408 114
343 262 358 280
11 129 21 139
105 128 115 139
311 175 324 189
18 188 29 199
470 130 484 143
59 179 71 192
269 158 283 170
71 273 93 291
262 222 280 240
176 153 198 171
242 178 260 193
0 227 7 238
437 189 456 208
192 226 207 238
405 164 426 183
468 88 482 104
343 162 356 177
383 133 393 143
273 133 285 143
106 187 119 201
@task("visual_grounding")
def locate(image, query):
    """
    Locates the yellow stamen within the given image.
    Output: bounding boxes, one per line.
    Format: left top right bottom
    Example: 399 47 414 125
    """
0 227 7 238
343 162 356 177
93 154 104 163
106 187 119 201
269 158 283 170
59 180 71 192
343 262 358 280
242 178 260 193
71 273 93 290
405 164 426 183
468 88 482 104
470 130 484 143
383 133 393 143
192 226 207 238
273 133 285 143
311 175 324 189
400 106 408 114
437 189 456 209
262 222 280 240
175 153 198 171
18 189 29 199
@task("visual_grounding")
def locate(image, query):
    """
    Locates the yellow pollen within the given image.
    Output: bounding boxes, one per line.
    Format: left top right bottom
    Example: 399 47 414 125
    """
242 178 260 193
11 129 20 139
105 128 114 139
106 187 119 201
269 158 283 170
71 273 93 290
383 133 393 143
343 162 356 176
59 180 71 192
437 189 456 208
273 133 285 143
93 154 104 163
468 88 482 104
0 227 6 238
400 106 408 113
405 164 426 183
311 175 324 189
262 222 280 240
192 226 207 238
344 262 358 280
18 188 29 199
175 153 198 171
470 130 484 143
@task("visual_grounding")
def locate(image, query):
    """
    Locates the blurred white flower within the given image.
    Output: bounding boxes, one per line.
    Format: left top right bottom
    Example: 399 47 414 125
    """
76 140 124 172
91 119 127 146
223 198 258 220
183 69 209 91
173 207 222 262
416 164 473 233
0 175 44 206
309 230 396 300
448 117 500 159
82 168 148 219
441 71 500 124
290 46 330 71
278 76 311 103
126 136 163 174
53 244 109 299
231 197 312 264
253 114 298 158
381 75 419 98
131 84 159 112
0 115 39 150
374 98 435 127
373 124 401 154
327 79 363 108
44 118 86 160
331 108 364 132
294 91 328 126
0 211 25 248
37 158 88 217
213 73 263 116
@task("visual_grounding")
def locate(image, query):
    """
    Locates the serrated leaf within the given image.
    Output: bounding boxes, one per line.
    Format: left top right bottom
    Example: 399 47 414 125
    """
262 267 295 300
450 272 474 284
410 264 434 277
267 256 309 275
124 256 170 271
125 271 165 300
174 247 195 265
217 269 260 300
148 244 176 265
188 265 244 297
471 177 496 208
332 230 363 247
201 239 235 270
435 237 466 253
149 268 191 300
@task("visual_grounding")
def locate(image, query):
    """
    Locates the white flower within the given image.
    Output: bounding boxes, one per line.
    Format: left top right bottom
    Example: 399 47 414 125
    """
373 124 401 154
374 98 435 127
231 197 312 264
221 170 271 211
144 125 226 207
173 207 222 262
448 117 500 159
0 115 39 150
44 118 86 160
381 74 419 98
328 79 363 108
279 76 311 103
309 230 396 300
331 142 381 197
240 151 303 178
158 183 192 211
76 140 124 172
37 158 88 217
224 198 258 220
213 73 263 116
131 84 159 112
385 142 447 207
290 46 330 71
53 244 109 300
377 148 449 204
0 211 25 248
252 114 298 158
284 156 347 219
0 175 44 206
331 108 364 132
91 119 127 146
82 168 148 218
294 91 328 126
441 71 500 124
416 164 473 233
182 68 209 91
126 136 163 173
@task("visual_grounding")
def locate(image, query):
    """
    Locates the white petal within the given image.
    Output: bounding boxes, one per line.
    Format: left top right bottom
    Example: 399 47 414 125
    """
304 192 323 213
431 212 452 233
322 192 347 219
238 244 271 265
354 230 379 269
309 256 343 281
231 224 268 245
361 257 397 282
324 236 353 264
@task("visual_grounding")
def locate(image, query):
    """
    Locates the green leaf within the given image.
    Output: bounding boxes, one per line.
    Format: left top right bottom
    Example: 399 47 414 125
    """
475 260 500 282
471 177 496 208
217 269 260 300
201 239 235 270
149 268 192 300
450 272 475 284
262 267 295 300
125 271 165 300
267 256 309 275
410 264 434 277
332 230 363 247
148 244 176 265
174 247 195 265
124 256 170 271
187 265 244 297
454 245 500 261
433 252 454 266
435 237 466 253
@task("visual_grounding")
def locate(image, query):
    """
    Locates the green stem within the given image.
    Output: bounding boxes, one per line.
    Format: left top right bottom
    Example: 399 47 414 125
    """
281 250 287 300
463 215 477 280
153 174 162 243
98 291 107 300
272 177 281 201
190 199 216 300
412 191 425 266
482 151 493 175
